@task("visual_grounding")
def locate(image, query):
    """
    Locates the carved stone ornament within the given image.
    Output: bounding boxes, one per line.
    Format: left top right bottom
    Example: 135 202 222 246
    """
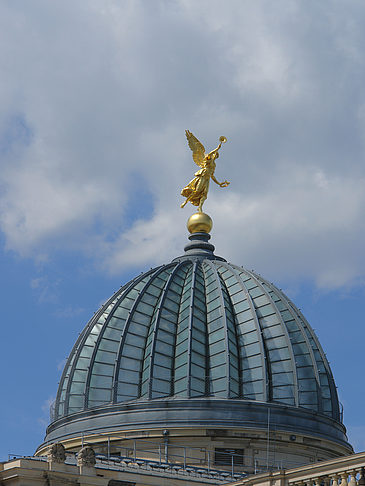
77 446 96 467
47 442 66 463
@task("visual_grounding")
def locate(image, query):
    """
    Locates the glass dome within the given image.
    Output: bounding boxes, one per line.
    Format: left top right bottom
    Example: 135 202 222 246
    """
54 233 339 422
39 230 351 460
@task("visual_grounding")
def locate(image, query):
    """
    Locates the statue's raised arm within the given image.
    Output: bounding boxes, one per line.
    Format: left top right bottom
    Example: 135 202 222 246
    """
181 131 229 212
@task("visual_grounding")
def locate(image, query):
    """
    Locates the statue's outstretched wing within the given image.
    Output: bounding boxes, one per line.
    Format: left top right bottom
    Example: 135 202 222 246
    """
185 130 206 167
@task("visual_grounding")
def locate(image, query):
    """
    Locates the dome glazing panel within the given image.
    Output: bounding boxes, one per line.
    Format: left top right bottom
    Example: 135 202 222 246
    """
55 254 339 422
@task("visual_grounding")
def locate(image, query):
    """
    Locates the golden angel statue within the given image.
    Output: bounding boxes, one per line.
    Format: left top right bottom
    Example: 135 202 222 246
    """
181 130 230 212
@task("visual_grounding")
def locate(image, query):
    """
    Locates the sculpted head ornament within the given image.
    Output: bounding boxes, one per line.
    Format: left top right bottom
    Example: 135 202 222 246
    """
47 442 66 463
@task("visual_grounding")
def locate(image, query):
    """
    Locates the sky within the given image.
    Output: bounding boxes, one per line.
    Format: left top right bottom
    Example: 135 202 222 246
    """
1 0 365 460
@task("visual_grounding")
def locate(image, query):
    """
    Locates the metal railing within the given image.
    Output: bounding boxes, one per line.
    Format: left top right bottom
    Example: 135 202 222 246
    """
95 453 246 482
76 432 309 476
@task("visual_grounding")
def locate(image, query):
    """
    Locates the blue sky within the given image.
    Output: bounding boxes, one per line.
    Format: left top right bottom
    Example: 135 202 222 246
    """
1 0 365 460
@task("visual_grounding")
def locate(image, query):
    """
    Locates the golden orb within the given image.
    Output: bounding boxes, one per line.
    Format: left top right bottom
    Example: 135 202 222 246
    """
219 136 227 143
187 212 213 234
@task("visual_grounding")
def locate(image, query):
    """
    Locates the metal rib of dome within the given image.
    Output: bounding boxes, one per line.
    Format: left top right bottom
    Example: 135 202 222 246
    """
54 242 340 423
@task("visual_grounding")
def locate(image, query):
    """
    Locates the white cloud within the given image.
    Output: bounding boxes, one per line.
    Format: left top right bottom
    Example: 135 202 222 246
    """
105 164 365 288
0 1 365 289
30 275 60 303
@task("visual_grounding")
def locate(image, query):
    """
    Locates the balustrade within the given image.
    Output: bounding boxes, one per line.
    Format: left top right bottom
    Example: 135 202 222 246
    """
288 465 365 486
232 453 365 486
